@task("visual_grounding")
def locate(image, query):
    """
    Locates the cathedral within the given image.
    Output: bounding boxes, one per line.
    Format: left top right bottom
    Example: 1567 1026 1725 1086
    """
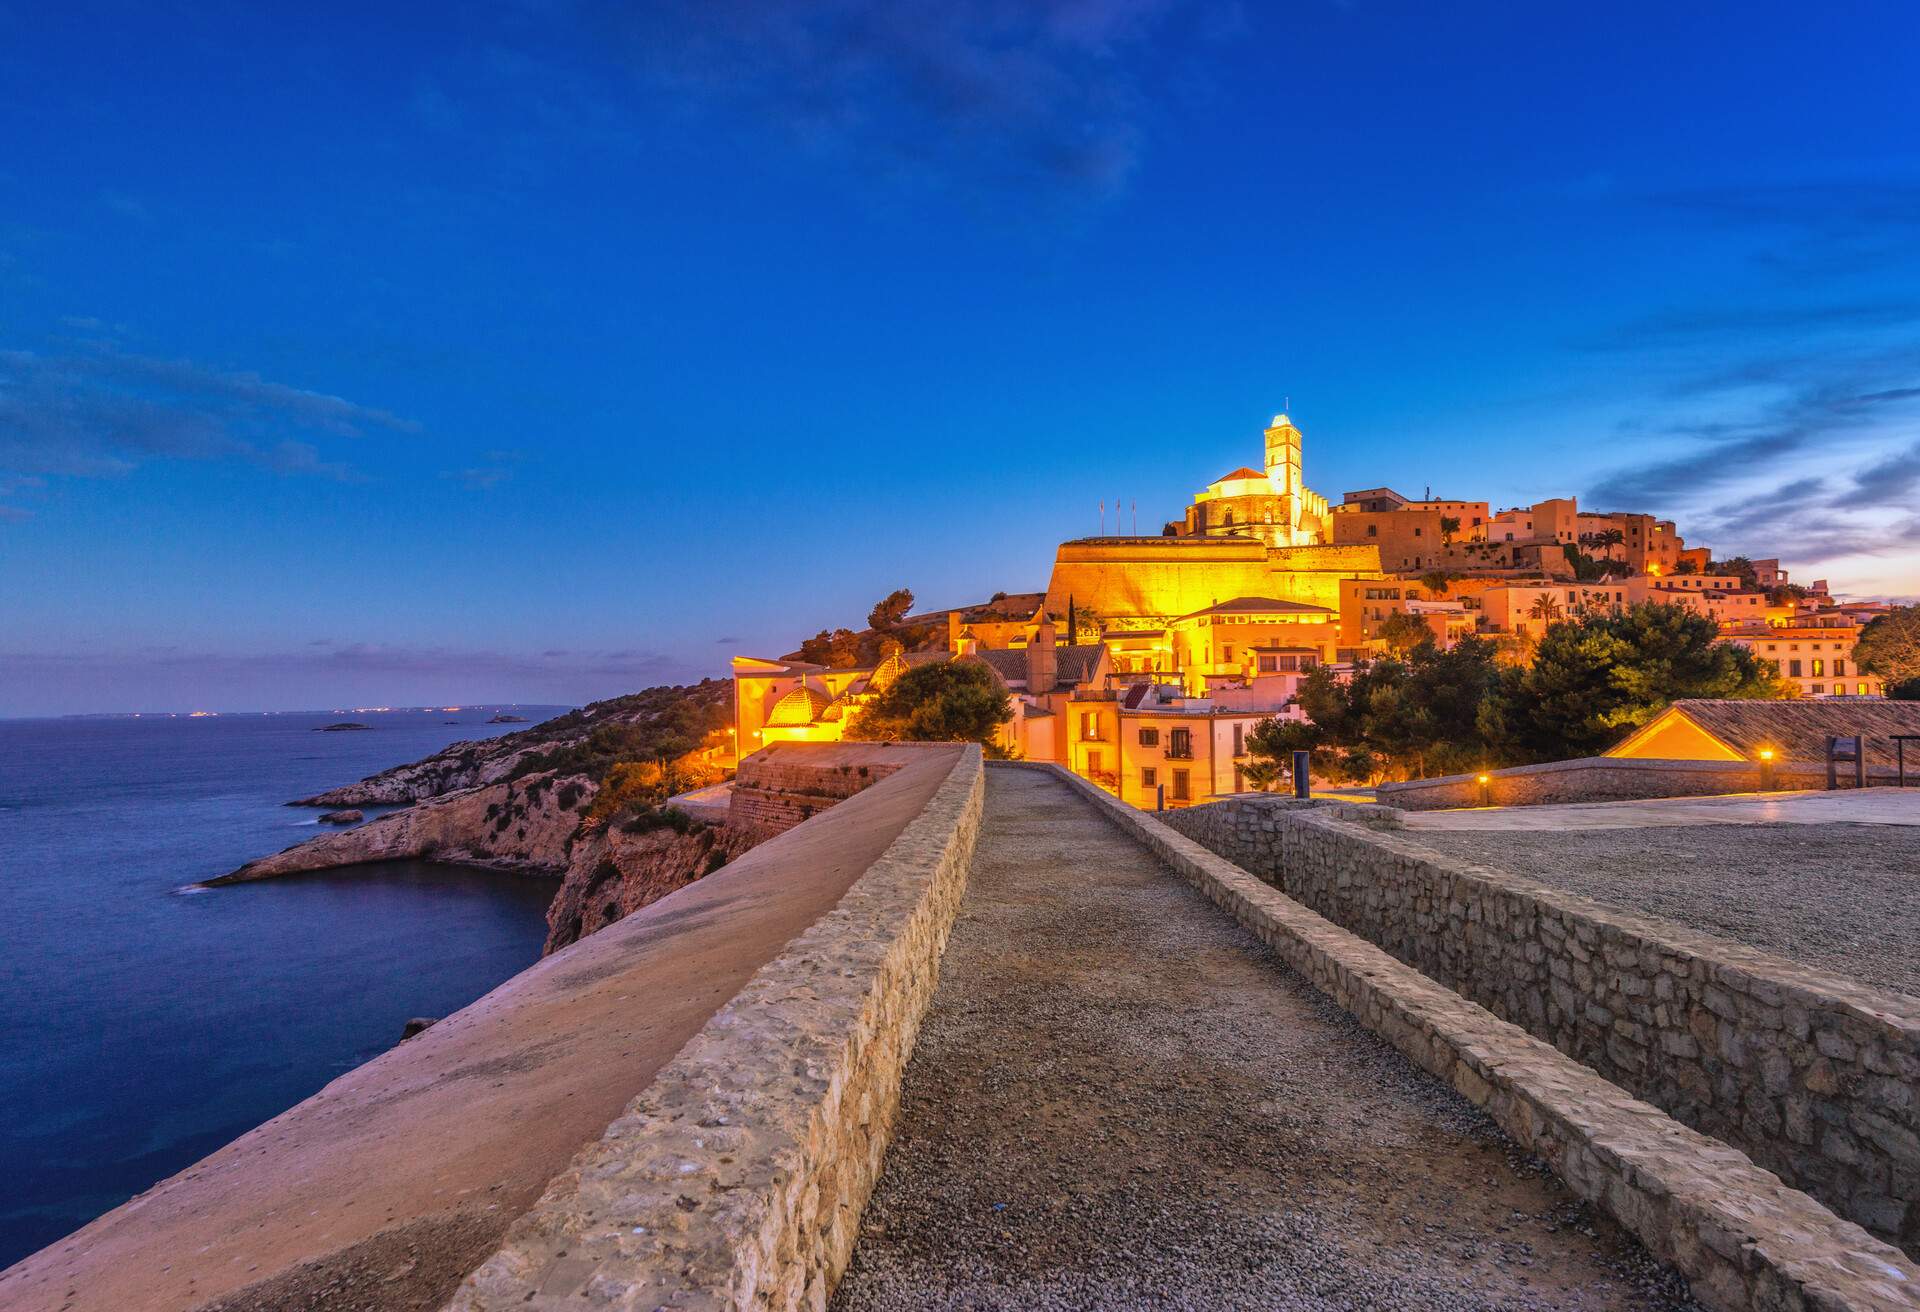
1170 414 1331 548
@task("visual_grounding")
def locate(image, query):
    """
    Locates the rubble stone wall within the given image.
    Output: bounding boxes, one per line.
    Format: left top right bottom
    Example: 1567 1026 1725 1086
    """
1161 792 1920 1260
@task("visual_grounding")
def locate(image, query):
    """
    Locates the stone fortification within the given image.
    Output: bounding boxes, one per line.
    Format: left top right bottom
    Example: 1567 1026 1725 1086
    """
1377 755 1902 810
1041 535 1381 621
725 741 943 834
1161 792 1920 1260
1033 764 1920 1312
448 745 986 1311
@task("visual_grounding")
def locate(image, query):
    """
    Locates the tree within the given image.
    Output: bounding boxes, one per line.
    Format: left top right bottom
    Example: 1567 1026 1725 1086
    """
1490 602 1787 761
1855 606 1920 687
867 588 916 633
799 628 862 668
1418 570 1452 596
1528 594 1563 623
1713 556 1759 588
1375 610 1432 654
846 661 1013 748
1887 677 1920 701
1596 527 1626 560
1244 638 1507 784
1439 515 1461 545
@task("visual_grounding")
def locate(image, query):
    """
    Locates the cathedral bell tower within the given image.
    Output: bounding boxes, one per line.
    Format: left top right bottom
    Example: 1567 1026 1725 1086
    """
1263 413 1304 498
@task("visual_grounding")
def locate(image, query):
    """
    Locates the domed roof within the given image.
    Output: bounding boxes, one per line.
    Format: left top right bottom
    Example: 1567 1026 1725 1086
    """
767 683 831 727
868 651 910 695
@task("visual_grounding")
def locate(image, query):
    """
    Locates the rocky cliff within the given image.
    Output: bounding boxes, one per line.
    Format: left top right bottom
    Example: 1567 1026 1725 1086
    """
543 820 766 954
292 680 732 807
208 771 598 884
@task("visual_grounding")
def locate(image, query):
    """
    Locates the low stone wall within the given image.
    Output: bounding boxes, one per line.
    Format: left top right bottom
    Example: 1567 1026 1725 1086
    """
1161 792 1920 1261
1376 755 1898 810
1028 765 1920 1312
448 744 985 1311
726 743 961 834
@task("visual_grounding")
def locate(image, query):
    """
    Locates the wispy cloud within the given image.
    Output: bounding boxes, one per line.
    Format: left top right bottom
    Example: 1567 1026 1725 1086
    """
0 341 416 489
424 0 1226 199
1579 176 1920 591
442 447 523 491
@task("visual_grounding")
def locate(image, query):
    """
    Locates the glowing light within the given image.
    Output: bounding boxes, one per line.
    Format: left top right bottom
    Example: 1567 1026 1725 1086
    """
1758 748 1775 762
1476 773 1491 784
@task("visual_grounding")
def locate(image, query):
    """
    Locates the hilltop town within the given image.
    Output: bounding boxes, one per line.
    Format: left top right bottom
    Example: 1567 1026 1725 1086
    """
734 412 1898 811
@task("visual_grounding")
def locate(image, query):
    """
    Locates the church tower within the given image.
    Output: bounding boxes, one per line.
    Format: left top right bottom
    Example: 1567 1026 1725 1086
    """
1263 413 1304 498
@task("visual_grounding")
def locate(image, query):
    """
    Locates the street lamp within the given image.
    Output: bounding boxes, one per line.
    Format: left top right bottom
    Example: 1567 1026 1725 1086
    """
1757 747 1776 790
1476 772 1493 806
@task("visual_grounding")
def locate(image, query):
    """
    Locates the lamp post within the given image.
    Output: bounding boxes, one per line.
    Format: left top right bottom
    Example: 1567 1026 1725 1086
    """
1758 747 1776 791
1476 772 1493 807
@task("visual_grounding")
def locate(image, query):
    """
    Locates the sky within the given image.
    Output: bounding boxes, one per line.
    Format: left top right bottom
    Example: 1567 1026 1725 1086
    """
3 1 1918 716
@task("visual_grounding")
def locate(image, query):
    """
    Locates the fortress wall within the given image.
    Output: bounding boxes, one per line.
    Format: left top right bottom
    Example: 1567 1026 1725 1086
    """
450 745 986 1312
1042 538 1382 620
1160 792 1920 1262
1029 763 1920 1312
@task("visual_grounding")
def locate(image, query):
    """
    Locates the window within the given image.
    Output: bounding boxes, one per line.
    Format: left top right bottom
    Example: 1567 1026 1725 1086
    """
1413 526 1424 537
1366 524 1378 537
1141 766 1157 789
1168 728 1193 759
1811 685 1825 695
1833 661 1847 677
1080 712 1104 740
1086 749 1103 774
1234 764 1245 792
1789 660 1803 677
1233 723 1245 756
1137 726 1159 746
1172 769 1190 802
1222 644 1234 662
1257 654 1277 673
1859 683 1869 695
1812 659 1825 676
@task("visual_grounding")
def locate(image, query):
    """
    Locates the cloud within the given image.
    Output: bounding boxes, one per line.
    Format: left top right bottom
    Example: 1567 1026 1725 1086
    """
714 635 740 644
0 504 31 522
1574 302 1920 351
0 342 414 488
424 0 1226 199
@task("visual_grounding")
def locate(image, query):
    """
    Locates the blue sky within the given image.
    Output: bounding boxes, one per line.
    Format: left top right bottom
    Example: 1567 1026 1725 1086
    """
4 1 1918 715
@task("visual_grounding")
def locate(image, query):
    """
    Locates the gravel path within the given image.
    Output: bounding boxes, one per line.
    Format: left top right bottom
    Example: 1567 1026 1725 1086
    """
1408 824 1920 1000
830 767 1700 1311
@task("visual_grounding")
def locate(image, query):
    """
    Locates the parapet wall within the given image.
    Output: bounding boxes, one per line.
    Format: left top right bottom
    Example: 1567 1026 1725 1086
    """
449 744 985 1311
1375 755 1900 810
1033 765 1920 1312
727 742 952 834
1161 793 1920 1260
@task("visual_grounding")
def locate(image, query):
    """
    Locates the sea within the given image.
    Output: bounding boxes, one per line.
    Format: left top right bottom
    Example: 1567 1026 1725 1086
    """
0 706 571 1270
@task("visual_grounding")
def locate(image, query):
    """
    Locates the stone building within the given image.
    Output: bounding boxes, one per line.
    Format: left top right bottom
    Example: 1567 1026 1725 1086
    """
1171 414 1330 548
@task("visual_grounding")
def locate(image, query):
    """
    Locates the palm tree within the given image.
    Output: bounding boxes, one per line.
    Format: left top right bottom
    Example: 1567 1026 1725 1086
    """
1597 527 1626 560
1527 594 1563 623
1419 570 1451 596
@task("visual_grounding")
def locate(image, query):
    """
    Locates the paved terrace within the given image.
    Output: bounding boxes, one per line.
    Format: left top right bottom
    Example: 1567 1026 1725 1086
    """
832 768 1696 1310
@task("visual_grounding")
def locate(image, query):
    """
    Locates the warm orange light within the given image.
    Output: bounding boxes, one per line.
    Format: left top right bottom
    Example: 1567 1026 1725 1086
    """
1758 748 1775 762
1476 773 1491 784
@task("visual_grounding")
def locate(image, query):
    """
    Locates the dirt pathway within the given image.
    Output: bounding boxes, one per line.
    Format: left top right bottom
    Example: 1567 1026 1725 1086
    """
831 766 1701 1312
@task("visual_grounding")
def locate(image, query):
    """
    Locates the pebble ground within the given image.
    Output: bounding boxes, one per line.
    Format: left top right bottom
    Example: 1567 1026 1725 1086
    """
1411 823 1920 1000
830 768 1702 1311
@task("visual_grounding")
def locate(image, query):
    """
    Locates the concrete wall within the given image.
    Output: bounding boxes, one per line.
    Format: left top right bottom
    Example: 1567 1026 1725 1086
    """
1160 794 1920 1259
1375 755 1899 810
450 745 986 1311
1030 764 1919 1312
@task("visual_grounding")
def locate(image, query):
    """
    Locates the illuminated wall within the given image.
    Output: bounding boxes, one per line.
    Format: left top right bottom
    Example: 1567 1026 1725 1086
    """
1042 538 1382 624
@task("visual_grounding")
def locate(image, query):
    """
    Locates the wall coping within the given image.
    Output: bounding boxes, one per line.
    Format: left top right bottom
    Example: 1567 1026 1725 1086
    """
1377 754 1897 799
1210 792 1920 1034
446 744 985 1311
1017 763 1920 1312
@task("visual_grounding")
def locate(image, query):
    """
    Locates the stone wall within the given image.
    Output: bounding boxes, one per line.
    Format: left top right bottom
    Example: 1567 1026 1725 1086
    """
1161 793 1920 1260
448 745 985 1312
726 742 957 834
1032 764 1920 1312
1375 755 1897 810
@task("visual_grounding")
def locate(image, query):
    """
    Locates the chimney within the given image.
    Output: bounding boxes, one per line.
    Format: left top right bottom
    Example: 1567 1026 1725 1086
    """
1027 620 1058 694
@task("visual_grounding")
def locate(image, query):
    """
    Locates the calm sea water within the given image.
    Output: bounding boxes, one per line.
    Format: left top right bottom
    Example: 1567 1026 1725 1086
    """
0 708 570 1269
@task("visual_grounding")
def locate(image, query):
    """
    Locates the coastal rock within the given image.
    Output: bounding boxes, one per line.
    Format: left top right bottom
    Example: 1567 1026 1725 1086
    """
486 714 529 724
315 722 370 732
400 1017 438 1041
319 809 364 824
291 681 730 808
544 818 767 955
206 771 597 885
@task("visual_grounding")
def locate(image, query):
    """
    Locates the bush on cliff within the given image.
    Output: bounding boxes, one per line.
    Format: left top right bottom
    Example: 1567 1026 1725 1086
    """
510 682 730 786
845 660 1012 749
